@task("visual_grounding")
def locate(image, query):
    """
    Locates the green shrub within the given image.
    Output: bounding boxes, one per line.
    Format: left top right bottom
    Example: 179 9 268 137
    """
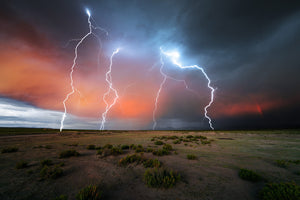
135 146 144 153
238 168 262 182
110 147 123 156
143 159 162 168
173 140 181 144
201 140 211 145
16 161 28 169
95 146 102 150
118 154 145 166
1 147 18 153
168 136 178 140
154 140 164 145
76 184 102 200
121 145 129 150
163 144 173 151
103 144 113 149
187 154 197 160
40 165 63 179
152 149 170 156
87 145 96 150
186 135 193 139
45 145 52 149
275 160 288 168
40 159 52 166
260 182 300 200
146 148 154 153
288 160 300 164
59 150 79 158
129 144 137 150
53 195 68 200
97 149 103 155
144 168 181 188
195 135 207 140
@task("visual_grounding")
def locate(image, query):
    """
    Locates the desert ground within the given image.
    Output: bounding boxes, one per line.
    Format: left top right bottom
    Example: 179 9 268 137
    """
0 128 299 200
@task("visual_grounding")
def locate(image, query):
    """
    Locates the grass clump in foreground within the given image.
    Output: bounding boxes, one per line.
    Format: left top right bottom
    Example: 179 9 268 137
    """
260 182 300 200
40 159 52 167
118 154 145 166
275 160 288 168
144 168 181 188
187 154 197 160
86 145 96 150
16 161 28 169
238 168 262 182
152 148 170 156
154 140 164 145
40 165 63 179
143 159 162 168
59 150 79 158
1 147 18 153
76 184 102 200
54 195 68 200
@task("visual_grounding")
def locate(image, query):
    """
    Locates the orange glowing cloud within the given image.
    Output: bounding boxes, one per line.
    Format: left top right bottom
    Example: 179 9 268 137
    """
0 40 157 123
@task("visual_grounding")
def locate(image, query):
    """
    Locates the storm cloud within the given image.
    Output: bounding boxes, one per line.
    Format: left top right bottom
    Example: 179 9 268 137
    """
0 0 299 129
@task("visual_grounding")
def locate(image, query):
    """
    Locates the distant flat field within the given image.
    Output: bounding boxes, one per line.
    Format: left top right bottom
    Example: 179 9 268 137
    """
0 129 299 200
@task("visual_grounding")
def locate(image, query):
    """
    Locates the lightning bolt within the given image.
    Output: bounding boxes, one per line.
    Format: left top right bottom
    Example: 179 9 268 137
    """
60 8 106 132
100 48 120 130
153 47 215 130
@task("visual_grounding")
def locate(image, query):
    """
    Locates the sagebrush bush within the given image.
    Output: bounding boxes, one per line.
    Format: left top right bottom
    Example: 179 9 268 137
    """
40 165 63 179
173 140 181 144
288 160 300 164
143 159 162 168
144 168 181 188
163 144 173 151
54 195 68 200
260 182 300 200
97 149 103 155
187 154 197 160
152 149 170 156
1 147 18 153
110 147 123 156
275 160 288 168
59 150 79 158
118 154 145 166
238 168 262 182
201 140 211 145
76 184 102 200
121 144 129 150
87 145 96 150
146 148 154 152
154 141 164 145
103 144 113 149
40 159 52 167
135 146 144 153
129 144 137 150
16 161 28 169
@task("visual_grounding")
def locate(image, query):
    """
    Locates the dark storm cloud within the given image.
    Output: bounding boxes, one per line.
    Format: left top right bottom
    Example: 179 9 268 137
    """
1 0 300 129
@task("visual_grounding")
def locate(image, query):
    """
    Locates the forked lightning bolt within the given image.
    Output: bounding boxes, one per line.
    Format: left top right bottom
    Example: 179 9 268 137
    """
153 47 215 130
60 9 106 132
100 48 120 130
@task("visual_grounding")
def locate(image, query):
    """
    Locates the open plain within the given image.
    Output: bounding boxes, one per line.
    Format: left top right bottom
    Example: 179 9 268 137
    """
0 129 299 200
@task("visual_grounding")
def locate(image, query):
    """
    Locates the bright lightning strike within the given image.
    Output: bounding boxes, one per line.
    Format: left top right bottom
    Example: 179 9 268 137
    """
60 9 106 132
153 47 215 130
100 48 121 130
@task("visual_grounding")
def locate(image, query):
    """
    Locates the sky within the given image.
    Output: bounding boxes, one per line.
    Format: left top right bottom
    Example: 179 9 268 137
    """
0 0 300 130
